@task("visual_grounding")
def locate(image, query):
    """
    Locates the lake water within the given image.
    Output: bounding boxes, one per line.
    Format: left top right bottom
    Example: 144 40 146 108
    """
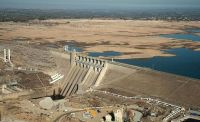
160 28 200 42
116 29 200 79
161 33 200 41
88 51 122 57
187 28 200 33
116 48 200 79
87 29 200 79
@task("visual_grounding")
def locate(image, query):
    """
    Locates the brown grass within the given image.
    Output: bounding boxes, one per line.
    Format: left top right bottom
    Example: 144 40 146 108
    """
0 19 200 59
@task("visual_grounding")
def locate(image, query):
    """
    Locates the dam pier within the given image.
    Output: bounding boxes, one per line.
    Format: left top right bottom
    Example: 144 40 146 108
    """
59 50 108 97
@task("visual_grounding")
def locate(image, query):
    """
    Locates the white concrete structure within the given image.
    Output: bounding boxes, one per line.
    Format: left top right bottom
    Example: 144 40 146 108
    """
115 108 123 122
50 73 64 84
2 84 7 94
7 49 11 62
3 49 13 67
3 49 7 62
64 45 69 52
105 115 112 122
3 49 11 63
61 51 108 97
163 108 183 122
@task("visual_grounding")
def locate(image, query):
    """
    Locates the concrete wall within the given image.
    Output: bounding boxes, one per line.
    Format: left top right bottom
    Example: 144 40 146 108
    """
60 53 108 97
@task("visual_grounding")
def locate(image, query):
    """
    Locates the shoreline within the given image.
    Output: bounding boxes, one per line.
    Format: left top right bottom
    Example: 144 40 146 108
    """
0 19 200 59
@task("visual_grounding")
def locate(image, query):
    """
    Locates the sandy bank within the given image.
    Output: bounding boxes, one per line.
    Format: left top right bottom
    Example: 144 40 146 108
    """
0 19 200 59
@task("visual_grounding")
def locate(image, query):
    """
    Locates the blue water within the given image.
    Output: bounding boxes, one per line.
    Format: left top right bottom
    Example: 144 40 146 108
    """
115 29 200 79
116 48 200 79
89 51 122 57
187 28 200 33
85 29 200 79
161 33 200 41
65 45 83 52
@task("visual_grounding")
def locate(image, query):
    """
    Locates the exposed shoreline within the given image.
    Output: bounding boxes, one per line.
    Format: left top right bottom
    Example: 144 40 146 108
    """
0 19 200 59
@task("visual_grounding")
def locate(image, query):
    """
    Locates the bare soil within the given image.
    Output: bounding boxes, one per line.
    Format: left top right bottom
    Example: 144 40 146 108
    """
1 19 200 59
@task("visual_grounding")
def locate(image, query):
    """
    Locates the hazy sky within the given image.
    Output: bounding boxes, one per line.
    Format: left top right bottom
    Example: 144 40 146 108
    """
0 0 200 9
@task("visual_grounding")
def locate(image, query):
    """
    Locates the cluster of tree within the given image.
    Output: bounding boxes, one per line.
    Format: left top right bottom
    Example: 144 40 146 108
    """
0 8 200 22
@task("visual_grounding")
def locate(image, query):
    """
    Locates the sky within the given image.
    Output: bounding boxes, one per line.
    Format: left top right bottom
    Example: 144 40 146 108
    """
0 0 200 9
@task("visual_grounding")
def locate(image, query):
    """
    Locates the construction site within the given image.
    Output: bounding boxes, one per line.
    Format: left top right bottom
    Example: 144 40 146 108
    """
0 40 200 122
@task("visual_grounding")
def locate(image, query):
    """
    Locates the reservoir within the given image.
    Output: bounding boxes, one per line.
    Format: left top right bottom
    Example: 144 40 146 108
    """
116 48 200 79
161 33 200 41
117 29 200 79
89 29 200 79
160 28 200 42
89 51 122 57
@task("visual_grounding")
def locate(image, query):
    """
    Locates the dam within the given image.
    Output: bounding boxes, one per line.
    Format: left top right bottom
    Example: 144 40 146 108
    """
60 50 108 97
55 50 200 107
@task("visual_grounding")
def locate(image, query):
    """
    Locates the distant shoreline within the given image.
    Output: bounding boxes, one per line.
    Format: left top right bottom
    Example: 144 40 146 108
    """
0 19 200 59
0 8 200 22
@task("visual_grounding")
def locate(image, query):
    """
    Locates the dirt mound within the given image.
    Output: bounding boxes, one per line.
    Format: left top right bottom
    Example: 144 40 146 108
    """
39 97 54 110
0 61 5 69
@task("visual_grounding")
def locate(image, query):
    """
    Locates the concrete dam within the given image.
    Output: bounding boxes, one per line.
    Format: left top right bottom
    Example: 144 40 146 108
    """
53 50 200 107
60 51 107 97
